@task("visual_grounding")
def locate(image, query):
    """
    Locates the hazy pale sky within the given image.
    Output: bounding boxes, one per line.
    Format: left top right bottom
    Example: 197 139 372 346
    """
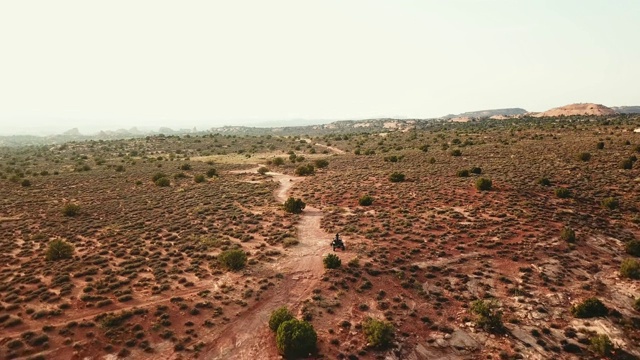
1 0 639 134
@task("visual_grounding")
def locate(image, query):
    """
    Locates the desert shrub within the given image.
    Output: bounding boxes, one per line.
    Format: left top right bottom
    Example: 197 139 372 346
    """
389 172 405 182
155 177 170 187
577 152 591 161
456 169 469 177
62 203 80 217
475 178 492 191
362 317 394 349
273 157 285 166
283 197 306 214
620 159 633 169
257 166 269 175
323 254 341 269
620 258 640 279
21 179 31 187
295 164 315 176
206 168 218 177
429 157 436 164
596 141 605 149
601 197 619 210
470 299 503 333
152 172 167 182
358 195 374 206
276 319 317 358
555 188 571 198
115 165 125 172
634 298 640 311
314 159 329 168
282 238 299 247
450 149 462 156
218 249 247 271
419 144 429 152
46 239 74 261
560 227 576 243
571 298 608 318
180 163 191 170
384 155 402 162
470 167 482 174
269 306 294 332
590 334 613 356
626 240 640 257
194 174 206 183
538 177 551 186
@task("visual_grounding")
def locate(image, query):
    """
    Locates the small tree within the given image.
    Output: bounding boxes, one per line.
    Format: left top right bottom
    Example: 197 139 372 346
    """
46 239 74 261
571 297 608 318
389 172 405 183
155 177 170 187
206 168 218 177
194 174 206 183
314 159 329 168
590 334 613 356
295 164 315 176
560 227 576 243
272 157 285 166
62 203 81 217
269 307 294 332
601 197 619 210
577 152 591 161
218 249 247 271
625 240 640 257
470 299 504 333
323 254 341 269
362 317 394 349
555 188 571 198
359 195 374 206
283 197 306 214
620 258 640 279
257 166 269 175
475 178 492 191
276 319 317 358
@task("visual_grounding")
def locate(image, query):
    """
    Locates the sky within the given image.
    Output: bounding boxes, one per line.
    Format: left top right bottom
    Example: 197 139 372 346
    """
1 0 639 135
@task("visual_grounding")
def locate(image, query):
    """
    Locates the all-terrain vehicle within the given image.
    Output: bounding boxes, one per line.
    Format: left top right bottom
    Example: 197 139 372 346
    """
331 234 346 251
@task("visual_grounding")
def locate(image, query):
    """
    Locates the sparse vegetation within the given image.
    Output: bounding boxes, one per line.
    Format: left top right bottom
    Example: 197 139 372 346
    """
555 187 571 198
601 197 619 210
358 195 374 206
560 227 576 243
45 239 74 261
389 172 405 182
470 299 504 333
218 249 248 271
475 177 492 191
62 203 81 216
620 258 640 279
323 254 341 269
276 319 317 358
590 334 613 356
577 152 591 161
155 177 170 187
269 306 294 332
283 197 306 214
362 317 394 349
571 298 608 318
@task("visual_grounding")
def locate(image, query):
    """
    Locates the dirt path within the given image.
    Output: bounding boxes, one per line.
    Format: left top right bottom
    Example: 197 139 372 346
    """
200 167 330 359
302 138 345 154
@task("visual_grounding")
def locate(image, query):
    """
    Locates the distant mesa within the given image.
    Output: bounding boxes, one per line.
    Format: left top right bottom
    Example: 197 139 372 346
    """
62 127 82 136
534 103 617 117
441 108 527 120
612 106 640 114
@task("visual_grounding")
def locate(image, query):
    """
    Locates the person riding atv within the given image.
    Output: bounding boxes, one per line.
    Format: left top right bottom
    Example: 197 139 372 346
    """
331 233 346 251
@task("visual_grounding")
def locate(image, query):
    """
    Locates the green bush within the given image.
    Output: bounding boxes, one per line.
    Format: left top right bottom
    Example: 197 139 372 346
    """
276 319 317 358
323 254 341 269
206 168 218 177
555 188 571 198
590 334 613 356
21 179 31 187
358 195 374 206
620 159 633 169
470 167 482 174
155 177 170 187
257 166 269 175
601 197 619 210
180 163 192 170
577 152 591 161
269 307 294 332
560 227 576 243
633 298 640 311
475 178 492 191
419 144 429 152
625 240 640 257
46 239 74 261
620 258 640 279
456 169 469 177
218 249 247 271
450 149 462 156
389 172 405 182
571 297 608 318
538 177 551 186
62 203 80 217
152 172 167 182
283 197 306 214
194 174 206 183
272 157 285 166
596 141 605 150
314 159 329 168
362 317 394 349
295 164 315 176
470 299 503 333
